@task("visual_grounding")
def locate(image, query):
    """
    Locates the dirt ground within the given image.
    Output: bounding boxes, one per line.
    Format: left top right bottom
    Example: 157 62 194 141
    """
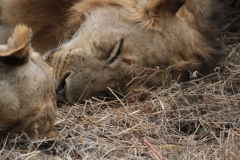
1 1 240 160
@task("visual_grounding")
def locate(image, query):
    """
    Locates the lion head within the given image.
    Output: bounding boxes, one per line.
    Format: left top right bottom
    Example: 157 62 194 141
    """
48 0 222 103
1 0 223 103
0 24 58 139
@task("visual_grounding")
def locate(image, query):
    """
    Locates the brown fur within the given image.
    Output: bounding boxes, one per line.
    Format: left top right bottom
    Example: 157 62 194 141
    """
0 0 78 52
0 24 58 139
0 0 224 103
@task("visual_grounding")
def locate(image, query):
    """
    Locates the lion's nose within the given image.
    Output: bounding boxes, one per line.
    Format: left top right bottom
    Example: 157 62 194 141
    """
56 73 71 103
56 85 67 103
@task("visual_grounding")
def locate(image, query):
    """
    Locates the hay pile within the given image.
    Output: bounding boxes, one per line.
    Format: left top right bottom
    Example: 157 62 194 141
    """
1 1 239 159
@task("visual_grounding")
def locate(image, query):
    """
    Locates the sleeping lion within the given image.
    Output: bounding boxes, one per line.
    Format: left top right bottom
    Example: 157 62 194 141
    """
0 24 58 139
0 0 224 103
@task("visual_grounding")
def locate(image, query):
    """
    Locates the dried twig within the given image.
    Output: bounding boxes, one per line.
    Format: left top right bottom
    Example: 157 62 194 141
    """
142 138 165 160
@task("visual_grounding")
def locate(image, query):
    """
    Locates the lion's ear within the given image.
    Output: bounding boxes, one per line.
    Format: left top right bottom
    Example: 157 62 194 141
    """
132 0 185 30
0 24 32 65
161 0 186 14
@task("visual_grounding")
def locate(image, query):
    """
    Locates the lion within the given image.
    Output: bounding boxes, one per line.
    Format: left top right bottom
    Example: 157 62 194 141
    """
0 24 58 139
0 0 224 103
0 0 79 52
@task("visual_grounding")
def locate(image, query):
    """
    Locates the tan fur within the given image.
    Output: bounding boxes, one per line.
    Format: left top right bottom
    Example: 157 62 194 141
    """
0 25 11 44
0 0 224 103
0 24 58 139
130 0 186 30
0 0 78 52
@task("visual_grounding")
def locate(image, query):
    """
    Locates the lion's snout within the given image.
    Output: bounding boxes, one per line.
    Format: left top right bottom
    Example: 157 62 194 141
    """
56 72 71 103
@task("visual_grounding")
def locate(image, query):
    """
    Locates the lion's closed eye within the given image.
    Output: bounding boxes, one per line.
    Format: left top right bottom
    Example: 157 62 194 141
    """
93 39 124 62
108 39 124 64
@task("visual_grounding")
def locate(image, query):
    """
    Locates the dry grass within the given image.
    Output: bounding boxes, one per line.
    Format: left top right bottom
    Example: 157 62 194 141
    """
1 1 240 160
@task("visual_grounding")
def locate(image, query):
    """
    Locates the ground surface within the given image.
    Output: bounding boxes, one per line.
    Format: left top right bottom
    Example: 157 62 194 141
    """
1 1 240 160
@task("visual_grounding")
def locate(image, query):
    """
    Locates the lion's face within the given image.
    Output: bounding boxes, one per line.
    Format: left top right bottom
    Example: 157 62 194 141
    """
51 8 182 103
50 0 221 103
0 0 221 103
